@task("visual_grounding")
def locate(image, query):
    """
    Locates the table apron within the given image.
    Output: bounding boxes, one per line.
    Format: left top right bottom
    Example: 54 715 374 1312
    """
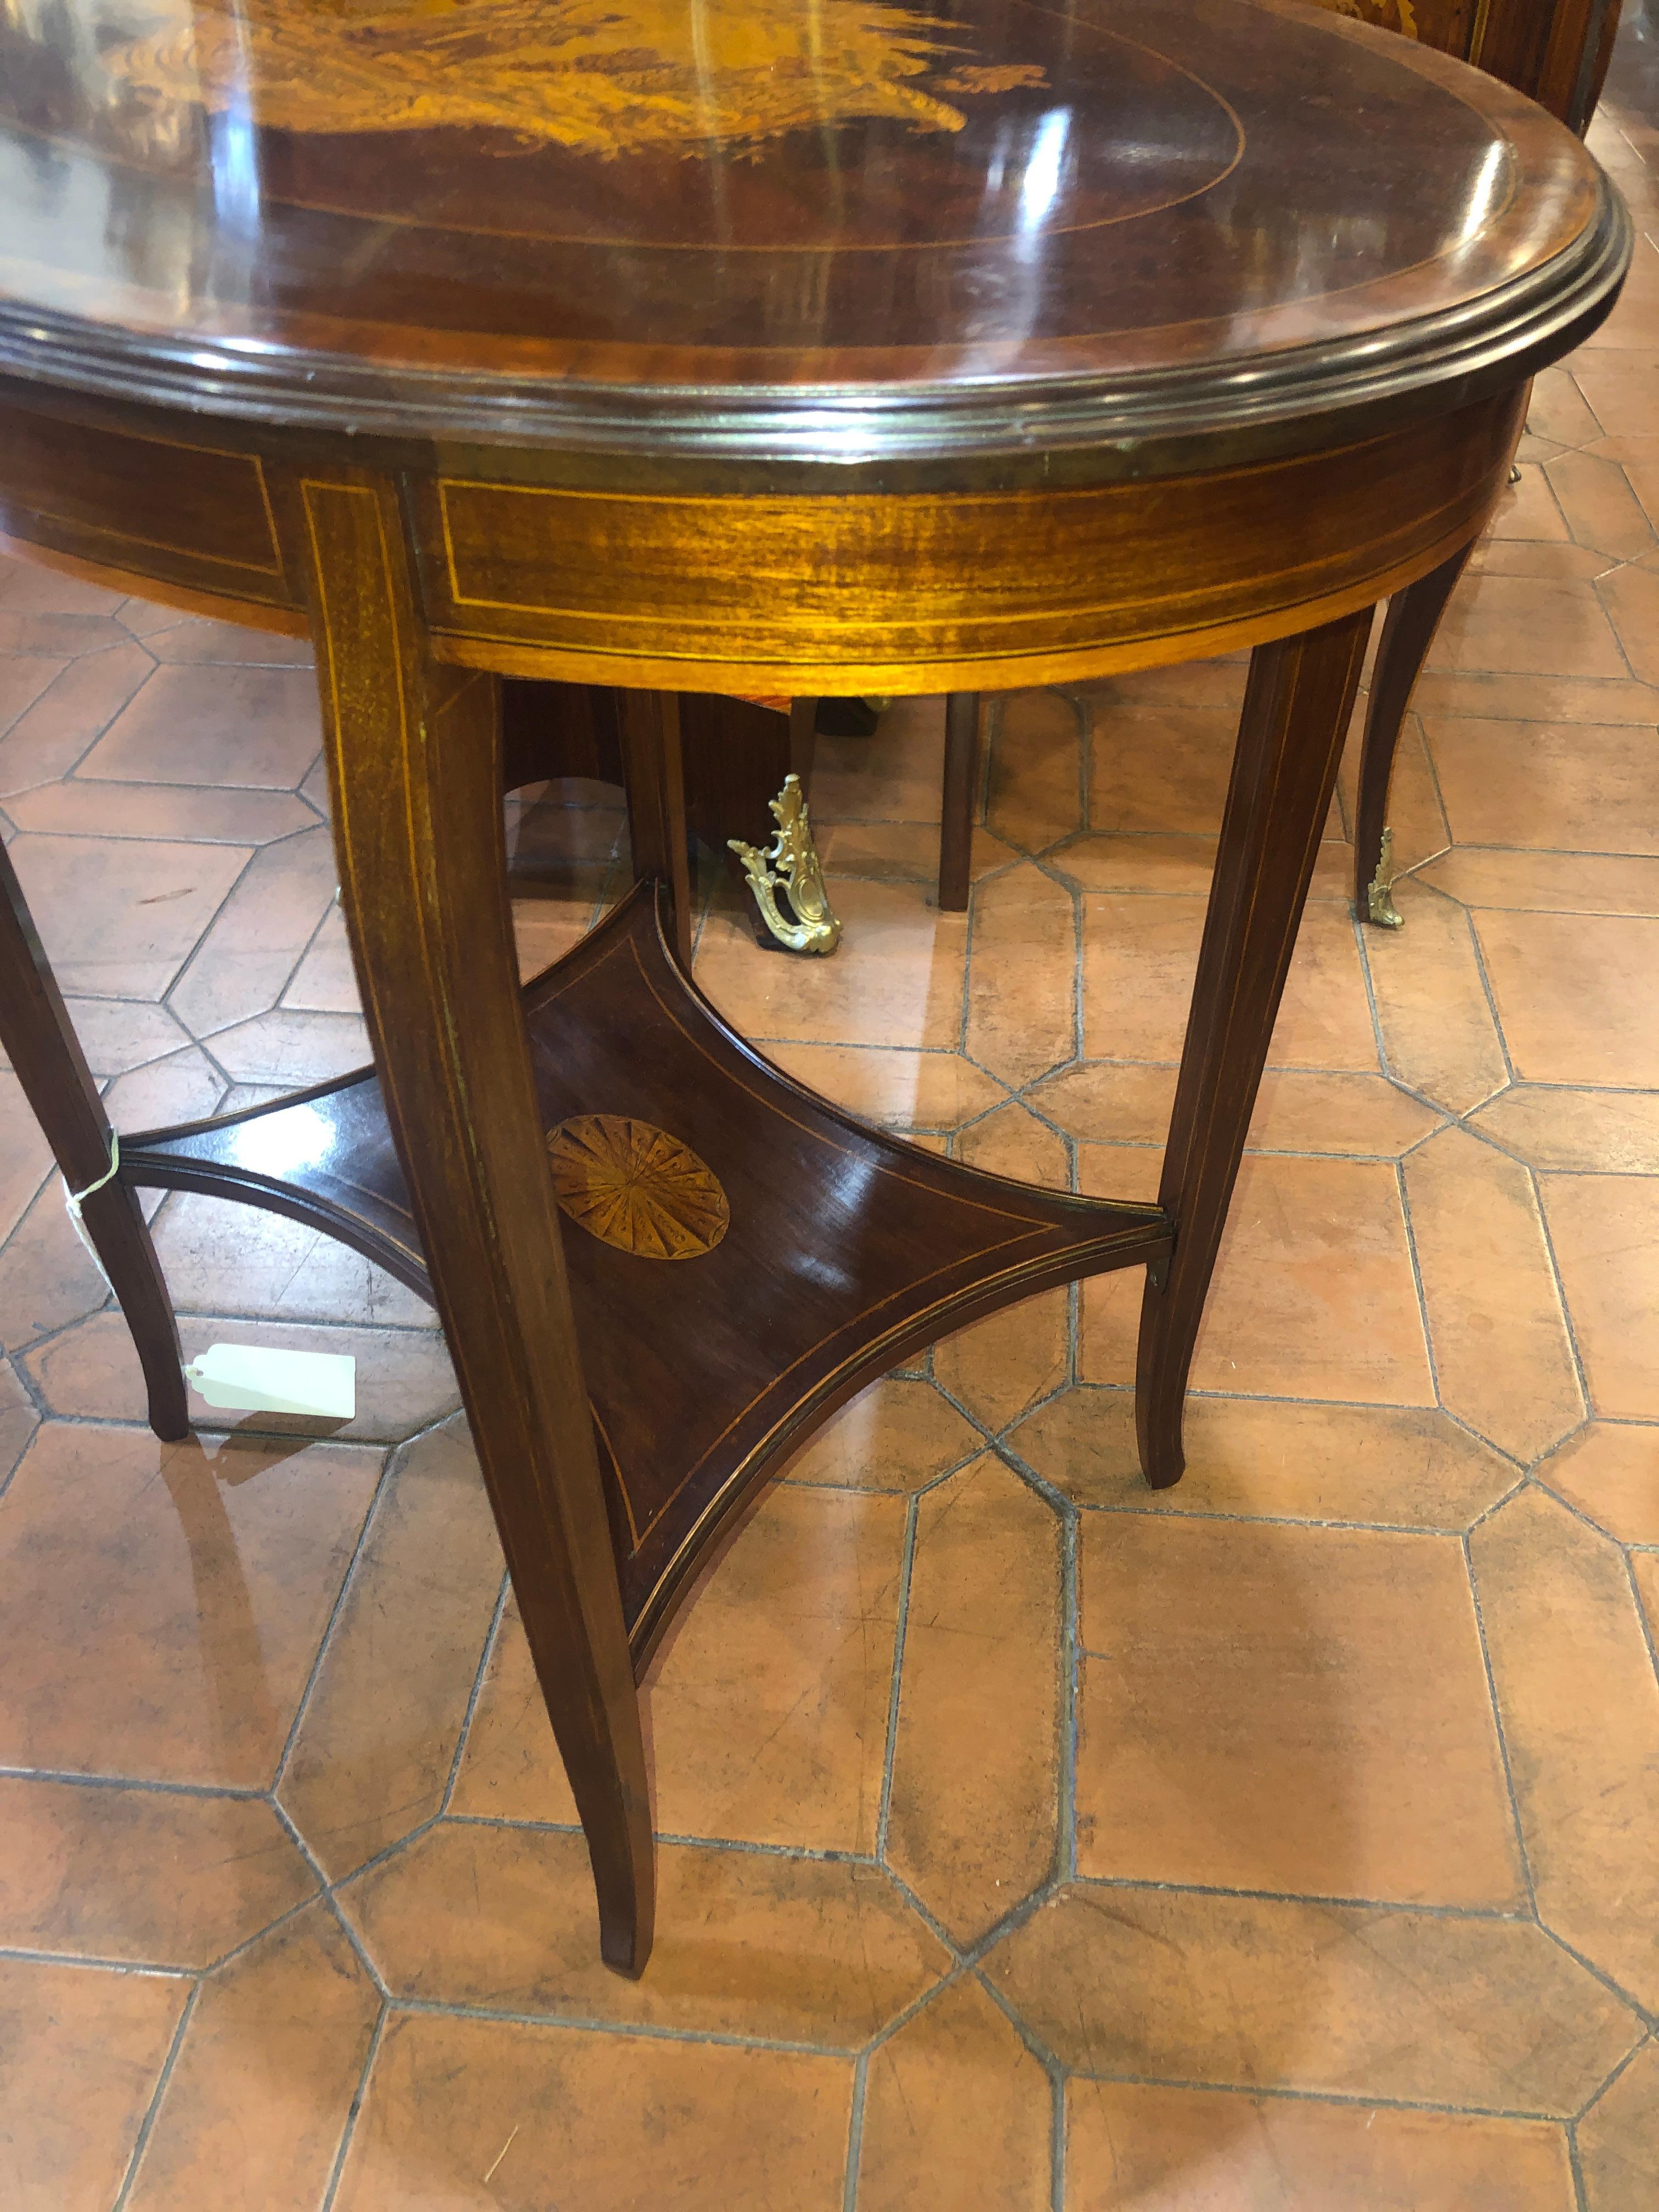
0 383 1524 694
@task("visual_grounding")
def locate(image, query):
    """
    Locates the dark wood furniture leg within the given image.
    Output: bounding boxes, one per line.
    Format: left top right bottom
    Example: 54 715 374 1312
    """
619 690 693 964
938 690 982 911
0 839 188 1440
301 477 654 1975
1352 540 1475 926
788 695 817 789
501 678 623 793
1137 607 1372 1488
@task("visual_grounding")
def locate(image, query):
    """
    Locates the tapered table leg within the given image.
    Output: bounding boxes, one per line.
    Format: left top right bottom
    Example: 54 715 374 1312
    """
1352 540 1474 926
938 691 982 911
300 476 654 1975
619 689 692 962
0 840 187 1440
1137 608 1372 1488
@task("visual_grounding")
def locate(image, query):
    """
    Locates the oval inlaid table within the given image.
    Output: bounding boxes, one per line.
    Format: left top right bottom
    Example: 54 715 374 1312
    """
0 0 1626 1973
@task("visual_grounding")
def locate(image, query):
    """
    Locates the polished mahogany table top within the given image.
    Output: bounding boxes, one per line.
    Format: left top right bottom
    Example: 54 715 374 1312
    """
0 0 1624 469
0 0 1633 1981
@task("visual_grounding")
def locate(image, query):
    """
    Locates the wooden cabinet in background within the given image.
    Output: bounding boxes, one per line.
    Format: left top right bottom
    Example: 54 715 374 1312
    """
1319 0 1621 128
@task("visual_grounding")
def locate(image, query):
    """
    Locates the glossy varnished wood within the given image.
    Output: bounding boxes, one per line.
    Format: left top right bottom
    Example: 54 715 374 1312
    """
1353 543 1479 921
1309 0 1622 932
120 884 1169 1654
0 0 1623 469
0 0 1629 1977
0 840 188 1442
1138 611 1373 1484
1314 0 1621 129
298 475 653 1974
939 694 984 913
416 395 1536 692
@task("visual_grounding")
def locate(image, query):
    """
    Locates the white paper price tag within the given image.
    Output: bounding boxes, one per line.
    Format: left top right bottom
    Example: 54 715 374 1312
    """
184 1344 356 1420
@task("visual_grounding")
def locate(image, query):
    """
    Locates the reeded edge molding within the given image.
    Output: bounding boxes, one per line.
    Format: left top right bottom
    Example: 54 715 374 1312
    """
0 183 1629 472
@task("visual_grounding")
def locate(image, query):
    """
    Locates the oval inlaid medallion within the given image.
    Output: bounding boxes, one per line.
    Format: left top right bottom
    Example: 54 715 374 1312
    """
546 1115 729 1260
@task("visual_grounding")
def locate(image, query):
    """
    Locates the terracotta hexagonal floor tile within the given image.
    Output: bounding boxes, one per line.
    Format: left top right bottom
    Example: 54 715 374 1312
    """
1065 2081 1575 2209
885 1458 1060 1942
1538 1424 1659 1544
78 663 321 791
1075 1516 1525 1908
982 1886 1640 2114
278 1417 503 1881
342 1822 946 2046
1080 1150 1433 1407
23 1307 458 1445
454 1482 905 1853
0 1424 381 1788
1470 1488 1659 2012
1542 1176 1659 1418
332 2010 851 2211
124 1902 380 2212
781 1375 983 1492
1578 2041 1659 2211
0 1779 315 1968
0 1955 188 2211
857 1976 1052 2211
963 861 1078 1086
1475 910 1659 1088
1009 1389 1517 1528
1402 1125 1584 1463
1471 1086 1659 1175
7 831 252 1000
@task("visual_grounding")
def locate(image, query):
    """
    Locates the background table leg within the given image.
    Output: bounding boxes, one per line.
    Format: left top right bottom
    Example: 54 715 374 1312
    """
301 477 655 1974
618 689 692 962
1352 541 1475 924
938 691 982 912
0 839 188 1440
1136 608 1373 1489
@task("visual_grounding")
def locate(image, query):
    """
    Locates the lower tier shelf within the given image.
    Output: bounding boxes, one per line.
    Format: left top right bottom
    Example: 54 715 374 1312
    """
123 883 1170 1658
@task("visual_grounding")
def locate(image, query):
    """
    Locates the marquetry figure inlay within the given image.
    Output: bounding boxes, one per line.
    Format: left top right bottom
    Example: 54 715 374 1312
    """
99 0 1054 159
0 0 1627 1982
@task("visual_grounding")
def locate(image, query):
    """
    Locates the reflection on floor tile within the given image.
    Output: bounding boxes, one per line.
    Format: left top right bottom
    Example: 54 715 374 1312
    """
5 27 1659 2199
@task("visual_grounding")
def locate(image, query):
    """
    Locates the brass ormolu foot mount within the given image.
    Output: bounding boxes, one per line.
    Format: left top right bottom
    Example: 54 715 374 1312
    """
729 774 842 955
1365 824 1405 929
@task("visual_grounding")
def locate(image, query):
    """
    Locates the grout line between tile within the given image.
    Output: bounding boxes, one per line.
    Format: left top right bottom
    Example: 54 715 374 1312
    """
1525 1157 1598 1421
1049 2061 1590 2127
1058 1498 1080 1887
1570 2029 1655 2126
841 2048 870 2212
1458 894 1521 1091
1566 2117 1592 2212
0 1941 195 1979
390 1992 866 2059
874 1492 918 1865
440 1569 512 1815
267 1795 396 2002
0 1763 267 1801
1462 1526 1543 1922
1391 1152 1446 1423
1060 1869 1539 1922
1621 1547 1659 1698
269 1438 401 1794
1533 1920 1659 2034
880 1867 970 1966
319 2000 388 2212
447 1808 873 1869
110 1977 201 2212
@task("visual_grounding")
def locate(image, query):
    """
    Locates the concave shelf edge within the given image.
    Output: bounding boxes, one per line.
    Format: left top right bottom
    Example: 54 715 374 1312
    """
120 884 1172 1663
